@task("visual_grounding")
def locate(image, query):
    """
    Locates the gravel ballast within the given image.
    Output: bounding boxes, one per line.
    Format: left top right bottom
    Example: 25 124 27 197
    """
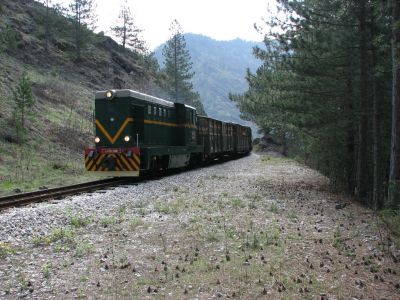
0 153 399 299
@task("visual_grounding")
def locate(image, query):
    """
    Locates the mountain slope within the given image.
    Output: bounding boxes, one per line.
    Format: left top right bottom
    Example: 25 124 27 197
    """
155 34 262 131
0 0 164 194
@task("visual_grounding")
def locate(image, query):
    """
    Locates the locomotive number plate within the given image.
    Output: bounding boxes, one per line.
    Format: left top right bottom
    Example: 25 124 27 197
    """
100 148 122 154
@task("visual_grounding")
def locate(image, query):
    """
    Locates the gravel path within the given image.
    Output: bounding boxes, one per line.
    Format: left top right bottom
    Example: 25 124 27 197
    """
0 153 399 299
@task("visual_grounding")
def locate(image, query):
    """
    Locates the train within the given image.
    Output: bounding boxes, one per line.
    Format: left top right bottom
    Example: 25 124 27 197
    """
84 89 252 176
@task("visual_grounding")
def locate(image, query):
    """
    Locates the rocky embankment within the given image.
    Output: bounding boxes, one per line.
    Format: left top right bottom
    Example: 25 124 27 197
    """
0 153 399 299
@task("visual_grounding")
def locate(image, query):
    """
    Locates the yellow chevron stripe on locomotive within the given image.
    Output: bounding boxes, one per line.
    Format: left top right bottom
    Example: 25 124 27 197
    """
84 147 140 176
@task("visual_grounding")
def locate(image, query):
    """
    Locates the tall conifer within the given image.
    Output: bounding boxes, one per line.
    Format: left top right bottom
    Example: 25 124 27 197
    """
111 3 147 54
231 0 390 206
68 0 97 60
162 19 205 114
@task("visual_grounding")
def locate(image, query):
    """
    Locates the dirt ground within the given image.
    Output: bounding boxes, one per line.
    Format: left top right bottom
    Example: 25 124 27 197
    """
0 153 399 299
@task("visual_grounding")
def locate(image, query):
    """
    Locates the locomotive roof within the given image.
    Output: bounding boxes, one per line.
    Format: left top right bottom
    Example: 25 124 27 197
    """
95 89 196 110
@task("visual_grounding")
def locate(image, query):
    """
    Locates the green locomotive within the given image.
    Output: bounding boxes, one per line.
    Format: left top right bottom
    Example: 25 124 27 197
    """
85 89 252 176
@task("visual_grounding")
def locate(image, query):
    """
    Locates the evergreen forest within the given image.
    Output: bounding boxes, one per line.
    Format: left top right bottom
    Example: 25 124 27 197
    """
231 0 400 210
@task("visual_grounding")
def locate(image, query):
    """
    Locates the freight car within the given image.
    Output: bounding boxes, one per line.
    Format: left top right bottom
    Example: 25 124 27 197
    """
85 89 252 176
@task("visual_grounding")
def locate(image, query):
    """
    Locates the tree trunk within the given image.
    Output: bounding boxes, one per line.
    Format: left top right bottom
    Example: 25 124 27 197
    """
356 0 369 200
345 75 356 195
370 10 383 210
372 54 383 209
75 1 81 61
388 0 400 209
174 35 178 101
122 13 126 49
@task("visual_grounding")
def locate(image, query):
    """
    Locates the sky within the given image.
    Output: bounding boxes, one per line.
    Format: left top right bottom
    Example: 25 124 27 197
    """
56 0 276 50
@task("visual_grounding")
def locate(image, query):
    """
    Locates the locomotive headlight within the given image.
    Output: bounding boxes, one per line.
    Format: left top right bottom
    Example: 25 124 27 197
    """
105 90 114 100
124 135 130 142
95 136 100 143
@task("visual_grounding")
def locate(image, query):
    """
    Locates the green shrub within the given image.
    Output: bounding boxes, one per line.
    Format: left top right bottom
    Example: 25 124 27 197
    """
0 25 17 52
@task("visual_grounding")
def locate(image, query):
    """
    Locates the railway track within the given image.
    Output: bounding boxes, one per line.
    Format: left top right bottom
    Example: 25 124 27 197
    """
0 177 131 210
0 154 249 211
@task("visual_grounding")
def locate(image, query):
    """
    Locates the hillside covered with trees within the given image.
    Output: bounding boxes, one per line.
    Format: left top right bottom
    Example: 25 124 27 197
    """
0 0 203 194
231 0 400 210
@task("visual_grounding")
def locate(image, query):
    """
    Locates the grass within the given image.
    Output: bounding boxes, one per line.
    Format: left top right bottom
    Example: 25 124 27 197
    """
379 209 400 247
0 180 14 191
0 67 99 196
205 226 221 242
0 138 102 196
154 198 185 215
223 226 237 239
68 213 95 228
249 232 262 249
42 263 51 279
287 211 298 220
75 240 95 257
31 222 95 257
100 216 117 228
333 227 356 258
138 207 147 216
129 217 144 231
0 242 15 259
265 222 282 246
32 227 76 247
231 197 246 208
333 227 344 250
210 174 227 180
261 155 291 165
248 202 257 210
269 202 279 214
18 273 28 290
154 201 171 214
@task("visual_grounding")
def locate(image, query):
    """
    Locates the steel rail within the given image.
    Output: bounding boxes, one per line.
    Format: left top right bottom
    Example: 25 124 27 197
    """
0 177 131 210
0 153 249 211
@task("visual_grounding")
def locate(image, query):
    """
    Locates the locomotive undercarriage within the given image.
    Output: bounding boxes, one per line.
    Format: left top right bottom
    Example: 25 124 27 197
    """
85 145 205 176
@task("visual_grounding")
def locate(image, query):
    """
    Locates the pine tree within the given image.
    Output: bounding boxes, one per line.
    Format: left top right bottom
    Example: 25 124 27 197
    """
111 3 147 54
12 73 34 143
231 0 396 209
40 0 52 53
0 25 16 53
162 19 205 114
68 0 97 60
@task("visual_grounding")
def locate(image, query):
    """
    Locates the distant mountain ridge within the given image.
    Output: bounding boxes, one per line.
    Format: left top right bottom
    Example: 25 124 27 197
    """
155 34 262 133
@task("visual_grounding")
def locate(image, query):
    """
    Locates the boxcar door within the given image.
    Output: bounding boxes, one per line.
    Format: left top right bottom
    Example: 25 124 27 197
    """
132 105 144 146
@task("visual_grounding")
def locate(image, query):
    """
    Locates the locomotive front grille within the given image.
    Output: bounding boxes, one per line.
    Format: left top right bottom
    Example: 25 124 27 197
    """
84 148 140 175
